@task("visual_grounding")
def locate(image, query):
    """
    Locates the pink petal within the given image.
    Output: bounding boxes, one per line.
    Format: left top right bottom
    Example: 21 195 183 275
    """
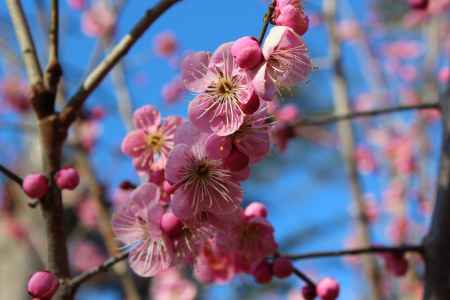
133 105 161 130
181 51 212 92
174 121 206 147
253 63 276 100
165 144 191 184
205 134 232 160
121 130 148 157
128 236 174 277
188 96 215 133
262 26 292 59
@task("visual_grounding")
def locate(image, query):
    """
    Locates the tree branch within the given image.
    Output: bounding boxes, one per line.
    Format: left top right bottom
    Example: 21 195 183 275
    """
293 267 316 287
285 245 423 260
295 102 440 127
323 0 382 298
423 88 450 300
0 163 23 186
6 0 43 86
258 0 276 44
45 0 62 94
68 252 129 290
60 0 181 127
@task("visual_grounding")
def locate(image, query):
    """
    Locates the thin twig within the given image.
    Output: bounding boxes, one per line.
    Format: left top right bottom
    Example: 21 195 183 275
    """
292 267 316 287
69 252 129 289
60 0 181 127
258 0 276 44
6 0 43 86
296 102 440 127
45 0 62 94
0 163 23 186
285 245 424 260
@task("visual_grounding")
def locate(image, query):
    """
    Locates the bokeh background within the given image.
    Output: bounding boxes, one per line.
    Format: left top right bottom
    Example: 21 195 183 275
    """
0 0 448 299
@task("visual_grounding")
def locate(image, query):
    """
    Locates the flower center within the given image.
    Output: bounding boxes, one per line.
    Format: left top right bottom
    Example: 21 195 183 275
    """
146 132 165 152
217 78 234 95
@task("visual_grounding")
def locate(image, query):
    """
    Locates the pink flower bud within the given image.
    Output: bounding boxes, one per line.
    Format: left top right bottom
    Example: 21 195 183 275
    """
67 0 84 10
160 212 183 237
408 0 429 10
252 260 273 284
383 253 409 277
272 257 294 278
55 168 80 191
240 90 261 115
231 36 263 69
22 174 49 199
224 148 250 172
302 285 317 300
317 277 340 300
27 271 59 300
275 5 309 36
245 202 268 218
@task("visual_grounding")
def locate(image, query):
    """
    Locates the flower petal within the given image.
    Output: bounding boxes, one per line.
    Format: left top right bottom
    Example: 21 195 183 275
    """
181 51 212 93
133 105 161 130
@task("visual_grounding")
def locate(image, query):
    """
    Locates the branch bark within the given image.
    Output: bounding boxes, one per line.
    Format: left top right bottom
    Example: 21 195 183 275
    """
60 0 181 127
69 252 129 290
0 163 23 186
285 245 423 260
295 102 440 127
323 1 383 299
423 88 450 300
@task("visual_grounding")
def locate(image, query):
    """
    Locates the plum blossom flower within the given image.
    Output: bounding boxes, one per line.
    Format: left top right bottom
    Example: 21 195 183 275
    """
112 183 174 277
67 0 84 10
154 31 179 58
182 43 253 136
121 105 182 173
164 122 243 219
81 3 115 38
273 1 309 36
217 212 278 271
193 239 237 284
253 26 312 100
0 77 30 113
162 77 186 104
206 104 273 168
150 268 197 300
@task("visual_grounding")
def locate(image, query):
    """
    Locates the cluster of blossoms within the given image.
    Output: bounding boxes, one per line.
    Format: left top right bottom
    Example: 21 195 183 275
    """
110 1 343 297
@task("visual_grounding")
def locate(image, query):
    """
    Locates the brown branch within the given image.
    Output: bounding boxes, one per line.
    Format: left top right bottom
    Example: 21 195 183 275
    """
323 1 383 299
258 0 276 44
6 0 43 86
285 245 423 260
69 252 129 290
60 0 181 127
45 0 62 94
0 163 23 186
295 102 440 127
293 267 316 287
423 88 450 300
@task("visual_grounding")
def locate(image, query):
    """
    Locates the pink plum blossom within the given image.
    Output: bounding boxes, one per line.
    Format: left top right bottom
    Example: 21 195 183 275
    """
182 43 253 136
206 104 273 167
193 239 237 284
253 26 312 100
121 105 182 173
81 3 115 38
67 0 84 10
0 77 30 113
150 268 197 300
165 126 243 219
154 31 178 58
112 183 174 277
162 77 186 104
274 4 309 36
